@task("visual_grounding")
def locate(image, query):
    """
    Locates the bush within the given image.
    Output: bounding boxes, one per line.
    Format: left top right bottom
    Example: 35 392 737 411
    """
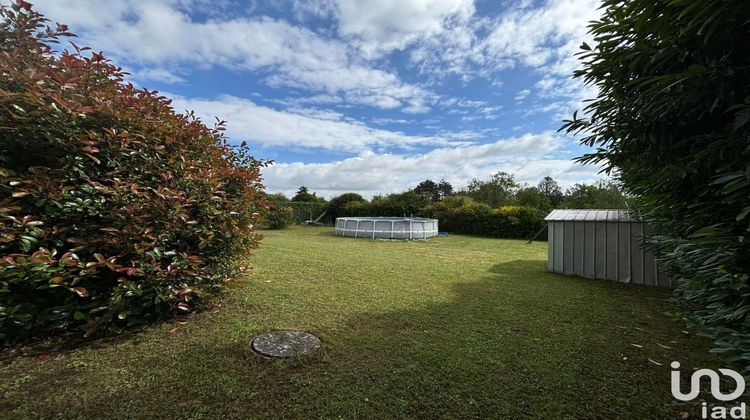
263 206 293 229
421 197 545 239
326 193 365 221
563 0 750 368
269 201 328 224
342 191 429 217
0 4 266 343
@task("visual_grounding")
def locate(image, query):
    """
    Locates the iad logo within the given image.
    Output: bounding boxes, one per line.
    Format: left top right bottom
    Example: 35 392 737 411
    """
671 361 747 419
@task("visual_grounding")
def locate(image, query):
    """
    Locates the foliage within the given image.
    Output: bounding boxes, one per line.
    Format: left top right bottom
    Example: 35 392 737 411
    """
562 0 750 368
291 186 326 203
269 201 328 224
515 187 552 213
262 206 293 229
264 192 289 203
342 191 429 217
0 3 266 343
412 179 453 202
326 193 365 221
537 176 563 207
421 196 546 239
460 171 519 207
561 181 627 209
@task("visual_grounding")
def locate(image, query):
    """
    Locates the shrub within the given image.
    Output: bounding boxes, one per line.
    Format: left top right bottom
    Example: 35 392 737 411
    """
0 3 266 343
421 197 545 239
326 193 365 221
342 191 429 217
269 201 328 224
263 206 294 229
562 0 750 368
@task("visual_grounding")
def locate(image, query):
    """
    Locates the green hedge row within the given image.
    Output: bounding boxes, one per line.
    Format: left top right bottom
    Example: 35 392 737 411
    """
340 191 430 218
420 196 546 240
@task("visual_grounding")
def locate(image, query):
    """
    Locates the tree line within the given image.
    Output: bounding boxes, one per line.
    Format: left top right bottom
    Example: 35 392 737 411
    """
267 172 627 214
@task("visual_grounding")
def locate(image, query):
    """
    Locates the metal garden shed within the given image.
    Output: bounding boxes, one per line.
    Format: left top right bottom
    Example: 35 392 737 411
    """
545 209 670 287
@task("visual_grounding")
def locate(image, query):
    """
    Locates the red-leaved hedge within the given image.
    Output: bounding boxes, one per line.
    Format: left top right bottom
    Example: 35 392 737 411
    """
0 2 267 343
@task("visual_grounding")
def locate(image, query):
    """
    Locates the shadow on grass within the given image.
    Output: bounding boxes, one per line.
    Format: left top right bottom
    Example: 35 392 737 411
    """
2 260 717 419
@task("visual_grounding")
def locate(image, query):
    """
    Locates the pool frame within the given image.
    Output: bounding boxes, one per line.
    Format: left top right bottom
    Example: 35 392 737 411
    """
334 217 439 240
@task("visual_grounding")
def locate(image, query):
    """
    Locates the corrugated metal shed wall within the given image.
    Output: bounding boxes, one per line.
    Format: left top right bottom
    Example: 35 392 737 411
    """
546 210 670 287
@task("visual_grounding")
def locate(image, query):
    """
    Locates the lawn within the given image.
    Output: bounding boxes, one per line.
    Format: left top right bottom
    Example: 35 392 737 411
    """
0 226 719 418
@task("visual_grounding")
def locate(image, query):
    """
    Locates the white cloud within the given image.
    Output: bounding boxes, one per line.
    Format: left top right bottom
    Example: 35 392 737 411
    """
167 94 471 153
263 133 603 197
477 0 598 73
128 67 187 85
29 0 436 111
334 0 475 58
514 89 531 102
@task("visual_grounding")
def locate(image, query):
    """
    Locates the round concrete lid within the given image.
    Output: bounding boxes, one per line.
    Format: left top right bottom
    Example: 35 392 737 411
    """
251 330 321 358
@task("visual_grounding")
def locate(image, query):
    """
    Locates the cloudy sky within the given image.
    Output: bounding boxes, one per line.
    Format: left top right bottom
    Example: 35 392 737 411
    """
27 0 604 197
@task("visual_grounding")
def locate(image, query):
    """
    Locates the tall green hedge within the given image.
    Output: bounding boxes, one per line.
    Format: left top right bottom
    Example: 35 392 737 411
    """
563 0 750 369
421 196 545 240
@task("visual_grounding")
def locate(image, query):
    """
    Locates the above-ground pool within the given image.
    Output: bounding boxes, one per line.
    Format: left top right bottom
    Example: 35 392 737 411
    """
334 217 439 239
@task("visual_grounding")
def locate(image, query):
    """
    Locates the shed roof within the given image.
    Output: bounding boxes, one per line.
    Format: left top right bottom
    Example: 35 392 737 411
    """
544 209 641 222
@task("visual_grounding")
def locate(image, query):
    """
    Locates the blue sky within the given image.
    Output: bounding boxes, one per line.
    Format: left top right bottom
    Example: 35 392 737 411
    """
28 0 604 197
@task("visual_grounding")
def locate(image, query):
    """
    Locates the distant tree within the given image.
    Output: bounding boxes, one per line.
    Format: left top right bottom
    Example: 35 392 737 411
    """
561 182 627 209
413 179 453 202
380 191 429 216
537 176 563 207
515 186 552 212
437 179 453 199
462 171 519 207
292 186 325 203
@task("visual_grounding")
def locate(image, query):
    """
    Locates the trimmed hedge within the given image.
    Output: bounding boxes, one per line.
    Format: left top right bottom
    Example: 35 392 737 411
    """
421 196 546 240
341 191 429 218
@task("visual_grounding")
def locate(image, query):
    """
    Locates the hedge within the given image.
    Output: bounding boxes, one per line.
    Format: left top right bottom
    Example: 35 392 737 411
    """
421 196 546 240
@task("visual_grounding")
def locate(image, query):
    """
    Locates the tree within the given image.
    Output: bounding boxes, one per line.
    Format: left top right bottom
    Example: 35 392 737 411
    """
413 179 453 202
292 186 325 203
562 0 750 368
537 176 563 207
515 186 552 212
437 179 454 199
561 182 627 209
462 171 519 207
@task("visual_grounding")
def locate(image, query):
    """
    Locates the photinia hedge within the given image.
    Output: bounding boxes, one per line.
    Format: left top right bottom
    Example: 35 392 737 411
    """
0 2 268 343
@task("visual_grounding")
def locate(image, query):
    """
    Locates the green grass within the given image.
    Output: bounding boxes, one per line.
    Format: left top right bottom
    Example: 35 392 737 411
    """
1 226 719 418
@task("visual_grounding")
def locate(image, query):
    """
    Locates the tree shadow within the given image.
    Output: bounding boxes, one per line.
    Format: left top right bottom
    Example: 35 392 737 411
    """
2 260 720 419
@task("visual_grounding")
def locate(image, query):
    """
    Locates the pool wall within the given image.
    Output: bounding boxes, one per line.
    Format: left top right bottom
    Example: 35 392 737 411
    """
334 217 439 239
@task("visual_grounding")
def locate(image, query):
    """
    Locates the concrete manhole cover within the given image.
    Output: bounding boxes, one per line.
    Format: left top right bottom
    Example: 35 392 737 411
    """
251 330 321 358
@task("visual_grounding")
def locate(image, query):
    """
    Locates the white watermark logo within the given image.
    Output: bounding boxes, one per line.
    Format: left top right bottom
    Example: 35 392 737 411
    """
671 361 747 419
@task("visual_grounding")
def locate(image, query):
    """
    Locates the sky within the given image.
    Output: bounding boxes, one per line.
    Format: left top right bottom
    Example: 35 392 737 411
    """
25 0 605 198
